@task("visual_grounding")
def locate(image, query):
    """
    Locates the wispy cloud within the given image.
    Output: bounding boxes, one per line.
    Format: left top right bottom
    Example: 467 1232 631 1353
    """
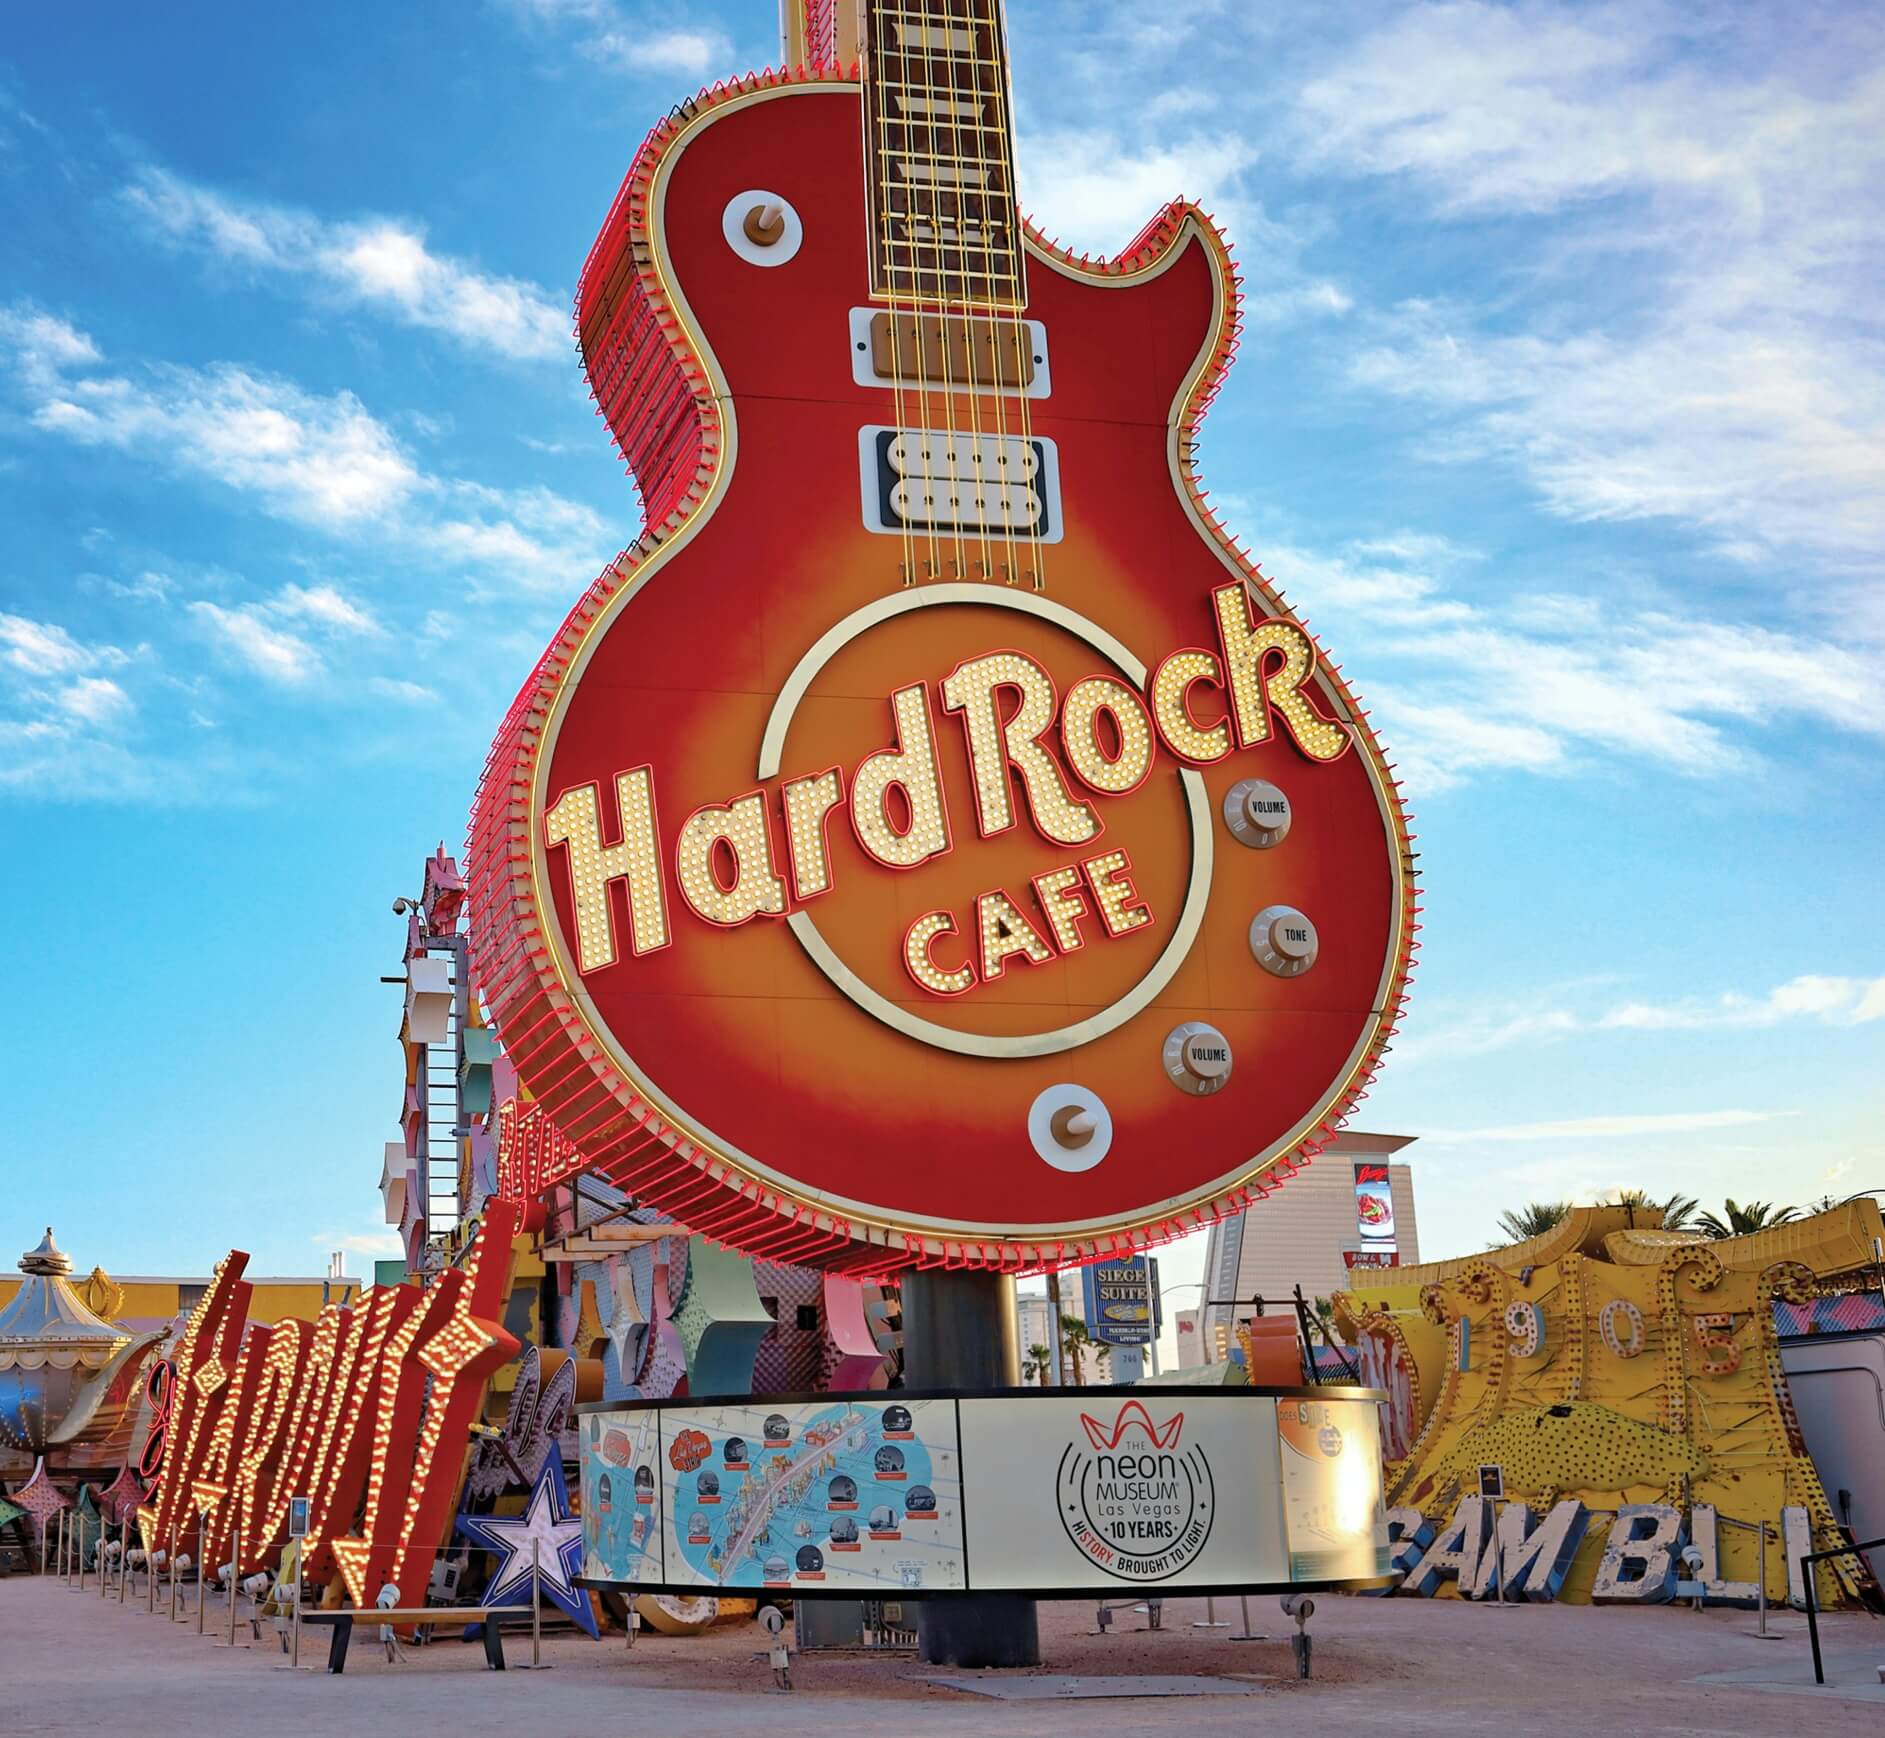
585 25 731 77
126 168 570 364
1266 531 1885 792
1603 974 1885 1032
1292 2 1885 597
188 600 323 684
1398 972 1885 1067
0 305 617 594
1431 1108 1786 1143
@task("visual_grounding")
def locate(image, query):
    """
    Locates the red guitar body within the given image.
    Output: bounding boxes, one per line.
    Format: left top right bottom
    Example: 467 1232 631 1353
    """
470 73 1414 1271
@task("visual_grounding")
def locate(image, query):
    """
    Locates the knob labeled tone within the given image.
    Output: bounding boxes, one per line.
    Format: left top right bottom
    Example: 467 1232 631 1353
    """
1222 778 1291 848
1163 1022 1233 1096
1249 905 1318 977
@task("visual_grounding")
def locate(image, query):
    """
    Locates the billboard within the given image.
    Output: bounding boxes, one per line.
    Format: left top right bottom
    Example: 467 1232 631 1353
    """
1081 1256 1156 1347
580 1388 1390 1598
1354 1161 1397 1260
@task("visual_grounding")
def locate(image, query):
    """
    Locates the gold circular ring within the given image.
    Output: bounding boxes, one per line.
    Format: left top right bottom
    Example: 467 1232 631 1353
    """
757 584 1213 1059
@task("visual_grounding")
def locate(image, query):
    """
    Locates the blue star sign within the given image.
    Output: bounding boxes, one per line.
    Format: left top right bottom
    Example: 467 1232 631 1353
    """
456 1454 597 1638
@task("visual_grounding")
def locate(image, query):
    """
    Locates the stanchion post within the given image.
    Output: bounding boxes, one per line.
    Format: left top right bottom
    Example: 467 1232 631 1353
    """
1193 1593 1228 1629
532 1539 542 1668
1757 1526 1769 1637
119 1517 129 1604
197 1515 207 1634
291 1569 301 1670
228 1526 240 1647
78 1515 87 1591
146 1532 157 1612
168 1527 179 1622
57 1510 67 1584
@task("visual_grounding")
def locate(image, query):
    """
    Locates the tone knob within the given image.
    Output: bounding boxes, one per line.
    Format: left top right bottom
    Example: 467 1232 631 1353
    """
1163 1022 1233 1096
1249 905 1318 977
1222 778 1291 848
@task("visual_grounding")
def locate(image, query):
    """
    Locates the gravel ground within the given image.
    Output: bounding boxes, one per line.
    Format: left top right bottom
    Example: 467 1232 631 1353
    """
6 1574 1880 1736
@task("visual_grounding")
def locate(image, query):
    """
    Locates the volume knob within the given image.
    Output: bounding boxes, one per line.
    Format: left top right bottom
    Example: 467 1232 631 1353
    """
1249 905 1318 977
1222 778 1291 848
1163 1022 1233 1097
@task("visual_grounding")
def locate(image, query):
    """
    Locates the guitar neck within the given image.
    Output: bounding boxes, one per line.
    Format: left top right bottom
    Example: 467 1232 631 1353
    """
862 0 1027 310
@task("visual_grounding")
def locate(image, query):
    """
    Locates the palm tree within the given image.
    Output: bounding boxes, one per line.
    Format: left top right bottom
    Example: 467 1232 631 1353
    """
1059 1314 1095 1387
1695 1199 1798 1239
1024 1343 1052 1387
1496 1201 1572 1243
1612 1189 1701 1230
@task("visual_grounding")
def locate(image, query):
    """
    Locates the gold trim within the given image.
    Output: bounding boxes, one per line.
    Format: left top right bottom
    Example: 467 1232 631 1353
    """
523 80 1412 1250
758 583 1212 1057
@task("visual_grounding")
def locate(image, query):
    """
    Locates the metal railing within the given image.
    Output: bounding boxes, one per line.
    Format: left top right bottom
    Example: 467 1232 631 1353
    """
47 1509 549 1674
1802 1535 1884 1685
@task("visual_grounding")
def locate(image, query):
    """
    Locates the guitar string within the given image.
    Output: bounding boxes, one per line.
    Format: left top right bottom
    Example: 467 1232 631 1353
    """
950 0 1011 598
894 14 945 597
911 3 971 595
930 0 997 596
987 0 1043 593
870 6 919 593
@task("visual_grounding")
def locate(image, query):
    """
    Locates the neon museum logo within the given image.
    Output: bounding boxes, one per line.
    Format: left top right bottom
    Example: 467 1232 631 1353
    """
1057 1401 1213 1580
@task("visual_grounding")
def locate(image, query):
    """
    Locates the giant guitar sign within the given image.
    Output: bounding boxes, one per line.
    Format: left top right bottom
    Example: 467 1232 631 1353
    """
468 0 1416 1272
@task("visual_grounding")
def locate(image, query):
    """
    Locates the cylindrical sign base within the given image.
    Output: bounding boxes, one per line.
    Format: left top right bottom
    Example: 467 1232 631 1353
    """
901 1269 1041 1670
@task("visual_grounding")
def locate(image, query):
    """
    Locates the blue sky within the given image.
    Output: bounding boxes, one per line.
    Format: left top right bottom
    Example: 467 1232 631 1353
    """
2 2 1881 1292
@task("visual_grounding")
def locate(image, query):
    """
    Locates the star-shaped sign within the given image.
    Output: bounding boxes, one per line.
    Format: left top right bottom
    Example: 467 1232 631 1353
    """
455 1454 595 1637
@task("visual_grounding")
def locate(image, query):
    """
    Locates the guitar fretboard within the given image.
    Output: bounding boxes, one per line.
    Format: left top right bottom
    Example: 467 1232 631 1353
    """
862 0 1027 309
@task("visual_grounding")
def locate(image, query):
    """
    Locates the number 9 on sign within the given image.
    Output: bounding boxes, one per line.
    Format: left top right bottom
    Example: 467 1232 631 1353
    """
1504 1301 1544 1358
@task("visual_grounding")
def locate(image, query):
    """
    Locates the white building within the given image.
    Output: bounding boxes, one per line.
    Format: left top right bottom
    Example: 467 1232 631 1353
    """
1197 1132 1418 1362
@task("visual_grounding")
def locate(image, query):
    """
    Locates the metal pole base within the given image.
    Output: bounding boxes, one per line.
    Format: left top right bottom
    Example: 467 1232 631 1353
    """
901 1269 1042 1671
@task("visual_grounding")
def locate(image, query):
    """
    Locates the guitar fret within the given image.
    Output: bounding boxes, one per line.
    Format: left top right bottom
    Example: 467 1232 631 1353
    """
863 0 1026 309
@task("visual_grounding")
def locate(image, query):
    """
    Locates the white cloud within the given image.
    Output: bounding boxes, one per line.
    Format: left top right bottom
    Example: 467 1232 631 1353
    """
1294 3 1885 594
28 349 419 525
366 676 440 704
55 676 131 724
1603 974 1885 1032
1 612 99 677
1016 128 1260 258
0 305 617 593
126 169 570 364
586 26 730 77
1265 526 1885 792
1433 1108 1786 1142
270 582 379 635
189 601 322 684
1397 972 1885 1068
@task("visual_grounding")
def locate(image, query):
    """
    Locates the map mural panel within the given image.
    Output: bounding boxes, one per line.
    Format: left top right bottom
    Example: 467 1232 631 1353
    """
585 1398 968 1593
582 1405 663 1583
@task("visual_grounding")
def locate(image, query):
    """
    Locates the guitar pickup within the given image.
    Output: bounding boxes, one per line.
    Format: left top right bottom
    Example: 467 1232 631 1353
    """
850 309 1051 398
858 426 1063 542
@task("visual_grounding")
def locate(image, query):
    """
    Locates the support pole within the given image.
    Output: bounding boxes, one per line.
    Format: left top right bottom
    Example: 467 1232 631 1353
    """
147 1533 158 1612
168 1530 179 1621
119 1517 129 1604
79 1514 87 1591
197 1515 207 1634
292 1571 301 1670
229 1526 240 1647
57 1510 66 1584
532 1539 542 1668
1757 1526 1768 1637
901 1269 1040 1669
